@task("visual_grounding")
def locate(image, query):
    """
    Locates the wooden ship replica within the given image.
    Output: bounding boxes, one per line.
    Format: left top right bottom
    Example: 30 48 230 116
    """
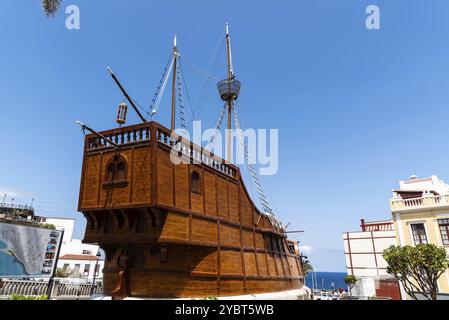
77 25 305 299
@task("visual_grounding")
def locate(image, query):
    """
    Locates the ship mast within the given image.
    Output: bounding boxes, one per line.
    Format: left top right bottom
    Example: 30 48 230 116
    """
225 24 233 163
218 23 241 163
171 35 178 132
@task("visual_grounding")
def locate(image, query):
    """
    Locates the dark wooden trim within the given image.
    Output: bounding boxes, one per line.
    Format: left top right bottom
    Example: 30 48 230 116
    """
129 147 135 203
96 152 104 206
217 220 221 294
103 267 304 281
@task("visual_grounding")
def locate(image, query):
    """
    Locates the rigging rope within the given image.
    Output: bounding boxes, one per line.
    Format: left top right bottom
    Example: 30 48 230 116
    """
176 59 187 130
204 104 227 152
147 51 173 120
196 28 226 117
179 56 220 82
149 53 175 119
233 106 282 228
130 97 153 118
178 59 196 125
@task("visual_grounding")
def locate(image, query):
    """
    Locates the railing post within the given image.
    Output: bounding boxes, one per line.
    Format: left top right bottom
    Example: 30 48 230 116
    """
53 280 60 298
422 192 433 206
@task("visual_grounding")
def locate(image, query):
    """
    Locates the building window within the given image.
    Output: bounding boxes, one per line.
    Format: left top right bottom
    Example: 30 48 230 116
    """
94 264 100 276
73 264 81 277
83 264 90 277
190 171 201 194
411 223 428 245
82 250 92 255
438 219 449 245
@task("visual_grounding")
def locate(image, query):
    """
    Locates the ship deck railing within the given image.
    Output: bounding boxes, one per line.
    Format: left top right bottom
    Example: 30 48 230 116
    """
84 121 238 180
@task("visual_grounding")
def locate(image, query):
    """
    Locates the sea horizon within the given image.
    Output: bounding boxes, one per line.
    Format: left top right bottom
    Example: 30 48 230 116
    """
305 271 348 291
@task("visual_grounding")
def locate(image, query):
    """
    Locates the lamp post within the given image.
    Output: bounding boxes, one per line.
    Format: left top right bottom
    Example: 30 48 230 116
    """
90 251 102 296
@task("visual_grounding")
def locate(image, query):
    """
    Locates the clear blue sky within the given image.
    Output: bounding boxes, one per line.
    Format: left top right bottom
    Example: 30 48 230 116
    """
2 1 449 272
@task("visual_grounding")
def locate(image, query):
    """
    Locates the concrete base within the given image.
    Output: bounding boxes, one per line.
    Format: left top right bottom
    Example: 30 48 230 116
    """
91 287 311 300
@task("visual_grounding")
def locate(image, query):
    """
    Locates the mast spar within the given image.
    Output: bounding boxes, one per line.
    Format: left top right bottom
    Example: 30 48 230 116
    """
218 23 241 163
171 35 179 132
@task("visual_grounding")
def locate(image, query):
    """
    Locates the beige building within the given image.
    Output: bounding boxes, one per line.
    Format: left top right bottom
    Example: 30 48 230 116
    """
390 175 449 298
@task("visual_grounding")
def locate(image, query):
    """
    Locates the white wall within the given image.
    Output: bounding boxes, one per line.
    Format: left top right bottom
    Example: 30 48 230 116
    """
59 239 99 257
342 230 396 278
57 258 104 281
352 278 376 297
44 218 75 244
398 175 449 194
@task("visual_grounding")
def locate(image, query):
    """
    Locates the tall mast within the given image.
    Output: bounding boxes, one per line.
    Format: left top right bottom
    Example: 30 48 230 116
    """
225 23 234 81
217 23 241 163
225 24 234 163
171 35 178 132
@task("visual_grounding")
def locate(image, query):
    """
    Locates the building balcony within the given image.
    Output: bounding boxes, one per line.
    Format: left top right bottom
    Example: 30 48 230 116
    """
390 193 449 213
360 219 394 232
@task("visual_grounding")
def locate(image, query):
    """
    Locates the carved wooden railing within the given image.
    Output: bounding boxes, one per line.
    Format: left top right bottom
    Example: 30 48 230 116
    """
0 279 103 299
84 121 238 180
86 123 151 151
155 124 237 179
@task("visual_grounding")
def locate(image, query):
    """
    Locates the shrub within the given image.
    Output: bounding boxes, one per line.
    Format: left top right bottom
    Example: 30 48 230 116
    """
10 294 49 300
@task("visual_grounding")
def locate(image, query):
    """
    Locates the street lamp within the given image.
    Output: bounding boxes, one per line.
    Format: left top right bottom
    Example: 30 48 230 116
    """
90 251 102 296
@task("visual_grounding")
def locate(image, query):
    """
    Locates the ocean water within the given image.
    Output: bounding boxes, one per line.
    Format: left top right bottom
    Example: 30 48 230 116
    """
305 272 348 291
0 240 27 276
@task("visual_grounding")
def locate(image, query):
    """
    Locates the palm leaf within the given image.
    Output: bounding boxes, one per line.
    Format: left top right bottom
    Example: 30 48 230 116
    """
41 0 63 16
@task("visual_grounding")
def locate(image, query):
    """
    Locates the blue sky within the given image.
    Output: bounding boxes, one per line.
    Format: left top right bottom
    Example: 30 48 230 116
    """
2 1 449 271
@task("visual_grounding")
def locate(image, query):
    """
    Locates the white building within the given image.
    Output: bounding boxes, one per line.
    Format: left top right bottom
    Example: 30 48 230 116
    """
35 216 104 282
59 253 102 282
342 219 401 299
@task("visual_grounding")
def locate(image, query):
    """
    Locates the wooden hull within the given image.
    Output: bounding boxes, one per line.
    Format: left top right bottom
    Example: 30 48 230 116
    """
78 122 304 298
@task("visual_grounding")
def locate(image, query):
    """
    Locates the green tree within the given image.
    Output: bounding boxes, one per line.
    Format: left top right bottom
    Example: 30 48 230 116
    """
344 275 357 295
302 259 314 276
383 244 449 300
55 267 70 278
41 0 63 16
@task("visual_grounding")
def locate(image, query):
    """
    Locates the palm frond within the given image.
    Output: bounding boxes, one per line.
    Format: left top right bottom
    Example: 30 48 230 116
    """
41 0 63 17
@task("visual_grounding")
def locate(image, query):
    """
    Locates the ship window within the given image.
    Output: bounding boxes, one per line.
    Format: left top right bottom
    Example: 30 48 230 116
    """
117 161 126 180
107 163 115 181
190 171 201 194
104 155 128 187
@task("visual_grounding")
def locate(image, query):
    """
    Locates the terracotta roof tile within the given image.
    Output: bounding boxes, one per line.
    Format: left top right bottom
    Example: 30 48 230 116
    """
59 254 99 261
